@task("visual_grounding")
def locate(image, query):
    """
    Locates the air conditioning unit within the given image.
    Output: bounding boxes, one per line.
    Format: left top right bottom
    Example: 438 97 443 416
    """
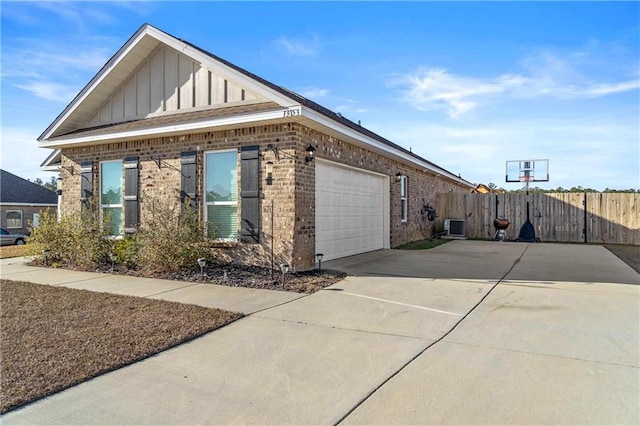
444 219 466 238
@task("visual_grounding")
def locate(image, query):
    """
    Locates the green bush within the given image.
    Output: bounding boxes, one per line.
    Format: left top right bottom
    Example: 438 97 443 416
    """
27 207 111 269
27 197 215 275
110 236 140 269
132 199 214 274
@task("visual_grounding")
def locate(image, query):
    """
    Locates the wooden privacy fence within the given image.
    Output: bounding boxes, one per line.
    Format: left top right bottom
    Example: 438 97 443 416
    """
436 192 639 245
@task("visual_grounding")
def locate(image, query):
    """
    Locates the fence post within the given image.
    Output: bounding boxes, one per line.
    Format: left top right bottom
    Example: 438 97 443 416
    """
582 192 587 244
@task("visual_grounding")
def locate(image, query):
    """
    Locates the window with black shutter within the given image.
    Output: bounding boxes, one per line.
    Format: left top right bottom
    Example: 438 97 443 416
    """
123 157 139 233
180 151 197 210
80 161 94 212
240 145 260 243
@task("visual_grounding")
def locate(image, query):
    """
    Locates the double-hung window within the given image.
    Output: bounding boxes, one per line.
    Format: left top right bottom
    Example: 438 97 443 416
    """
400 175 408 222
100 160 123 236
204 150 238 240
6 210 23 229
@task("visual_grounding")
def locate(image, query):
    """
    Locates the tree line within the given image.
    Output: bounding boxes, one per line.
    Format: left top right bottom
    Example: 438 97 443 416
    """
487 183 638 194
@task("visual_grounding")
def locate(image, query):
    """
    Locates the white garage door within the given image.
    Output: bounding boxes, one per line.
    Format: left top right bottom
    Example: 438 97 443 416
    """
316 160 388 261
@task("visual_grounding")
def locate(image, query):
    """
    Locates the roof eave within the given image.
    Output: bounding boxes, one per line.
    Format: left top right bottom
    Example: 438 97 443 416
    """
300 107 474 188
39 106 300 149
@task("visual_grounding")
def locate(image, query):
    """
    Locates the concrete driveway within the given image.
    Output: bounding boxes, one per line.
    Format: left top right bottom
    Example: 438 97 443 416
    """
1 240 638 425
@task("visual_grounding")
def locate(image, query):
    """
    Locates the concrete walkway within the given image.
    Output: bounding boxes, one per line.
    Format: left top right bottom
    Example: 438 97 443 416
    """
1 241 638 425
0 257 303 314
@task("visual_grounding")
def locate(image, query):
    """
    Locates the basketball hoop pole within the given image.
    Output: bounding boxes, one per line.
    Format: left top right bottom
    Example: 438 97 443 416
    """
525 179 530 221
506 159 548 243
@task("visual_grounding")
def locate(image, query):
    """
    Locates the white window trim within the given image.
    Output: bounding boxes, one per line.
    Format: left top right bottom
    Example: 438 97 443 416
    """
203 149 239 241
400 175 408 223
6 210 23 229
99 159 123 236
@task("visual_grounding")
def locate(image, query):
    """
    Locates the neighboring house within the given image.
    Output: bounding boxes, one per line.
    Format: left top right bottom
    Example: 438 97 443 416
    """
0 169 58 235
39 24 474 270
473 184 497 194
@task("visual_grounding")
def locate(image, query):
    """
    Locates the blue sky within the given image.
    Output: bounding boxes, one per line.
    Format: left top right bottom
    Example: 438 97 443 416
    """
1 1 638 190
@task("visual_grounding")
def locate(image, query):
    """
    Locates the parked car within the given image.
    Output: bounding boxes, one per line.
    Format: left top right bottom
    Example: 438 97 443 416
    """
0 228 28 246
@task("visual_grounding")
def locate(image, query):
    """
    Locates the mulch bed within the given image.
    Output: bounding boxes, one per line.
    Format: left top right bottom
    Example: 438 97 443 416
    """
0 279 243 414
29 259 347 294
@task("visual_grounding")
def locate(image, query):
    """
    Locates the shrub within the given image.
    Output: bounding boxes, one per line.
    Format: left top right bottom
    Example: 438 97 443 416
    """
27 197 215 275
110 236 140 269
26 207 111 269
133 199 214 274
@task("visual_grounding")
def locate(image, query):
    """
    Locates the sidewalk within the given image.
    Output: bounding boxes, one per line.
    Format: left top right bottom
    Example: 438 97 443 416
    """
1 241 638 425
0 257 303 314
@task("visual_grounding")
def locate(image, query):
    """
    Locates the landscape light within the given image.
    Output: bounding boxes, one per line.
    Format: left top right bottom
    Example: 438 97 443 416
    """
316 253 324 272
280 263 290 289
197 258 206 279
109 253 117 273
42 249 51 266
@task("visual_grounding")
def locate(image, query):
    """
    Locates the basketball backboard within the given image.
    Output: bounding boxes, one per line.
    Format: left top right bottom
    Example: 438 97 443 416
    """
506 159 549 183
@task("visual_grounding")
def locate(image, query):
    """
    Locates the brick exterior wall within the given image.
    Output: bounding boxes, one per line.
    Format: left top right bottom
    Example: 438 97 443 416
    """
58 121 469 271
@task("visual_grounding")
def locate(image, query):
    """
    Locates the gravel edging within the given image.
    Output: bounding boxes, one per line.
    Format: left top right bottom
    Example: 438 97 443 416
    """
0 279 243 414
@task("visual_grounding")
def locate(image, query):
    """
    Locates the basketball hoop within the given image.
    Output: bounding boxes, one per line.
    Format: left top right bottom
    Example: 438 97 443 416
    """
519 175 532 183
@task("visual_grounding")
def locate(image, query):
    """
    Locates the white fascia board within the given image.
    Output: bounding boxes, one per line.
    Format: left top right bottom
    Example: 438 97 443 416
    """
147 26 296 108
40 149 61 167
300 106 473 187
41 165 61 172
39 106 300 149
40 26 152 141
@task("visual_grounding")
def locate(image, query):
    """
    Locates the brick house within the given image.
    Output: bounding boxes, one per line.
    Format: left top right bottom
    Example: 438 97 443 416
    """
0 169 57 235
39 24 473 270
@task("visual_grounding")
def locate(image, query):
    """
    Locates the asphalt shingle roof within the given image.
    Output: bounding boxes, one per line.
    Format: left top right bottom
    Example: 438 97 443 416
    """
0 169 58 205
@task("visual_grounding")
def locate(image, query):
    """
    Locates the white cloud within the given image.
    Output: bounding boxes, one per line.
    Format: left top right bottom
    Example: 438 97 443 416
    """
299 87 330 99
2 40 112 102
392 50 639 117
14 81 79 103
0 128 55 182
277 35 321 57
373 117 639 190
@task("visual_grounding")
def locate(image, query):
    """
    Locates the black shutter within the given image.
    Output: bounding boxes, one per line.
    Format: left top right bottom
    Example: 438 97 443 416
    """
80 161 93 212
123 157 139 234
240 145 260 243
180 151 197 209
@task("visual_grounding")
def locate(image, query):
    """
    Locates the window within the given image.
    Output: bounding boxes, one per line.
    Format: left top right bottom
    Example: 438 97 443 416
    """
204 150 238 240
400 175 408 222
6 210 23 229
100 160 123 236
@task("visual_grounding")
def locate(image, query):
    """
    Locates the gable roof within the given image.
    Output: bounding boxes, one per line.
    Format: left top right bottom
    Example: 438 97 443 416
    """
0 169 57 205
39 24 474 188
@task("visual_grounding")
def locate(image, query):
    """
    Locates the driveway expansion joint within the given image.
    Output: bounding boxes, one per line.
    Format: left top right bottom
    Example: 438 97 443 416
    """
441 340 640 369
251 315 434 342
335 244 532 425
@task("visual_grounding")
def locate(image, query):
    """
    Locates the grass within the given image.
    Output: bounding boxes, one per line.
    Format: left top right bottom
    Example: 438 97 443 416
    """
395 238 451 250
0 279 243 414
0 244 30 259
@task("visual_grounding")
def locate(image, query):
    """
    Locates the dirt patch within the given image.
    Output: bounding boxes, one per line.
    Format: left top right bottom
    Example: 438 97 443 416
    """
604 244 640 274
0 279 242 414
0 244 30 259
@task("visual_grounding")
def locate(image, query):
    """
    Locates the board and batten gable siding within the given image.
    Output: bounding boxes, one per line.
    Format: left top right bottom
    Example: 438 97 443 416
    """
87 45 260 129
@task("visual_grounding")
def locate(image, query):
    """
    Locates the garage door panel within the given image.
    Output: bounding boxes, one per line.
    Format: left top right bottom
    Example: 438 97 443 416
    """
316 161 385 261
